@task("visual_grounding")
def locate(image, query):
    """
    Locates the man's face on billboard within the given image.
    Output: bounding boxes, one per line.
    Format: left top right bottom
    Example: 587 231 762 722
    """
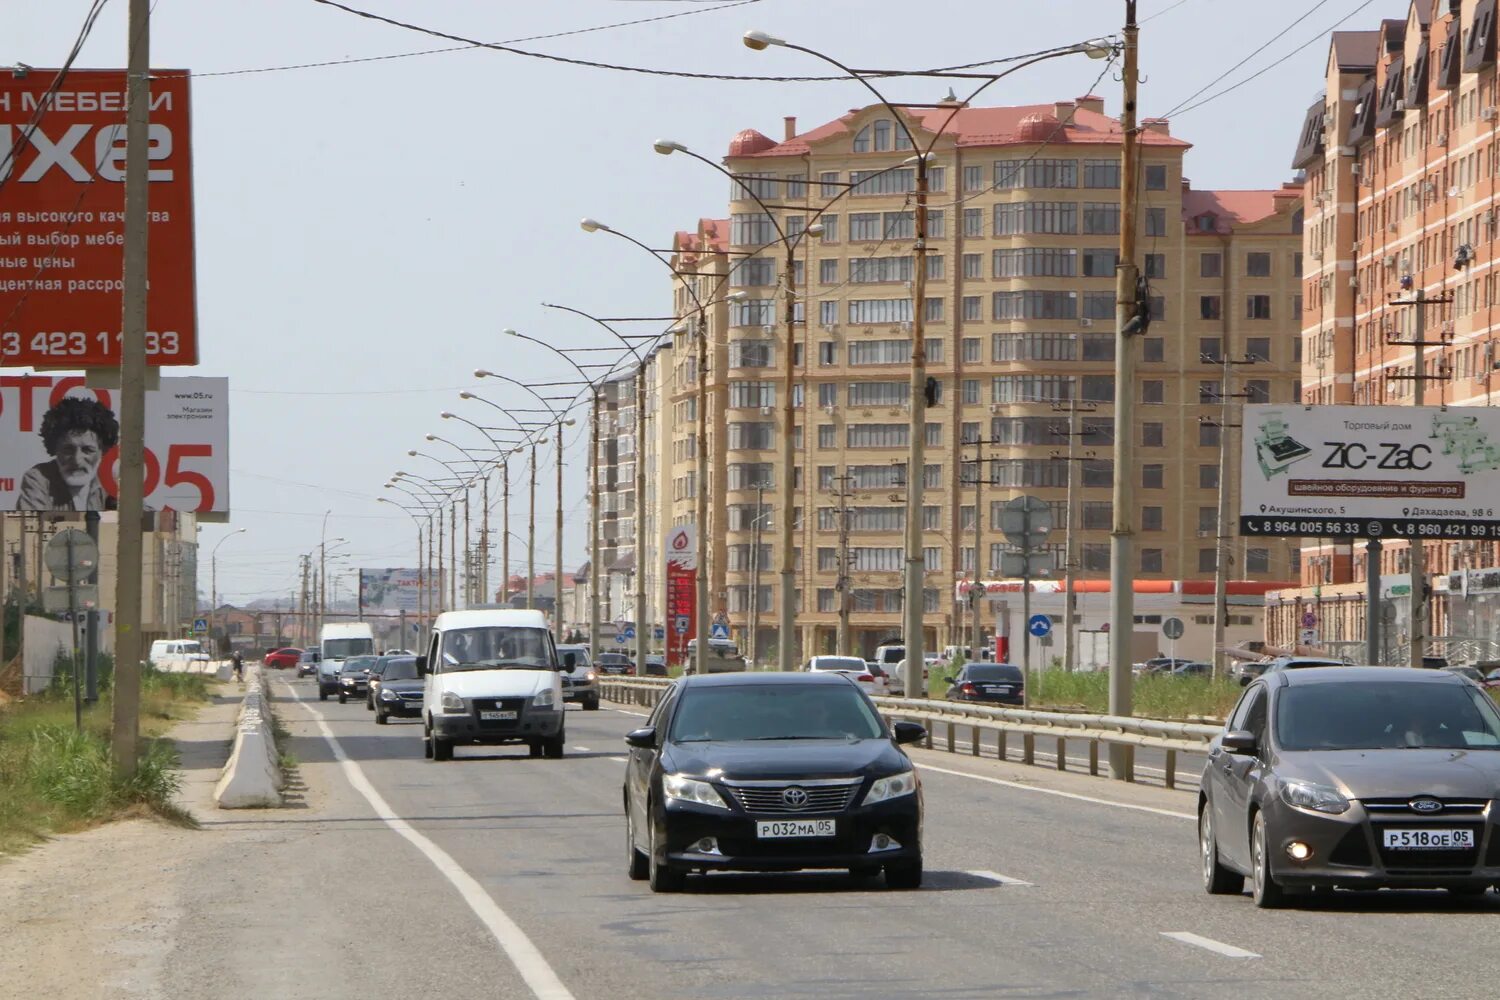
56 429 103 486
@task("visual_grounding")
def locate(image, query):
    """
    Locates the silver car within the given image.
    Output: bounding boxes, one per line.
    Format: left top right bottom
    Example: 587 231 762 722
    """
1199 666 1500 907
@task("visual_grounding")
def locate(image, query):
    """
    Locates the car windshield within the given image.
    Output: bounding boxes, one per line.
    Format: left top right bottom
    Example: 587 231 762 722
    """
965 664 1023 682
669 683 884 742
342 656 376 671
381 657 419 681
1276 681 1500 751
440 627 553 671
325 638 374 659
811 657 867 672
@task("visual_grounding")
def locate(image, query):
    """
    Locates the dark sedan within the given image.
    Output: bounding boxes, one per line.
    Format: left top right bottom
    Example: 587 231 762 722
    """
337 655 378 704
1199 667 1500 908
372 656 423 724
944 662 1024 705
623 673 925 893
597 652 635 676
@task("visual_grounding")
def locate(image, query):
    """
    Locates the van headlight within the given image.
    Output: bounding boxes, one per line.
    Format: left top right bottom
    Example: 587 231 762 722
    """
663 773 729 810
440 691 466 713
533 688 557 708
1280 779 1350 815
864 769 918 805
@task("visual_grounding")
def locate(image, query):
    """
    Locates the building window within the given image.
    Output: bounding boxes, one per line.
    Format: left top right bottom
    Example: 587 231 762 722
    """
1292 251 1304 278
1144 164 1167 190
928 210 945 238
1082 159 1120 188
1142 380 1164 404
1246 252 1271 277
1082 544 1110 571
1081 248 1118 276
1144 253 1166 279
993 201 1077 235
924 298 944 322
1082 203 1121 235
731 213 774 245
926 255 946 280
1200 465 1219 489
849 299 914 324
994 247 1078 277
820 215 838 242
1200 252 1222 278
963 164 985 192
1142 422 1163 447
1142 506 1163 531
1245 337 1270 362
1142 464 1164 489
962 295 981 321
817 425 836 449
1199 336 1221 361
961 337 981 363
962 379 979 404
964 207 984 237
963 253 981 279
819 171 840 197
992 290 1078 320
819 259 838 284
1247 548 1270 573
1198 549 1217 573
1144 207 1166 236
1143 338 1163 363
1199 422 1220 448
1198 507 1217 533
1199 296 1222 320
819 300 838 327
1141 548 1163 573
925 337 944 362
1244 379 1270 404
849 167 915 196
1246 295 1272 319
818 383 837 406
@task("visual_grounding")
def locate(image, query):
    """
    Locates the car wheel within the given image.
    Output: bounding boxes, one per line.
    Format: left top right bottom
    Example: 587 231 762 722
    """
626 802 649 881
365 696 373 711
423 723 434 759
319 690 328 701
647 811 685 893
528 741 543 758
375 709 389 725
431 735 453 762
543 731 566 759
885 858 922 890
338 692 347 704
1200 803 1245 895
1251 811 1287 909
584 697 600 711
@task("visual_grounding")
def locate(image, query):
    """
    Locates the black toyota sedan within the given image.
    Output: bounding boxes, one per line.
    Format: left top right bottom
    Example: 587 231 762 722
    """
622 672 925 893
1199 667 1500 908
337 655 378 704
944 662 1024 705
371 656 423 724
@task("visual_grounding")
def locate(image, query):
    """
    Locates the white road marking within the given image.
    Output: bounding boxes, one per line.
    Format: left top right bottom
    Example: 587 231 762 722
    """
286 684 576 1000
610 708 650 718
965 869 1034 886
918 762 1195 821
571 746 591 752
1160 931 1261 959
607 756 627 763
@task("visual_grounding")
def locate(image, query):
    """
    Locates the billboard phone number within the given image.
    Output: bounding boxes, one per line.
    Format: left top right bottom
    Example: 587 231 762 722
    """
1 330 183 358
1240 517 1500 539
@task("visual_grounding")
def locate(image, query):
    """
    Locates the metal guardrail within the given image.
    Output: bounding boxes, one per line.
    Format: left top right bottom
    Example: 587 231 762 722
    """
596 677 1217 787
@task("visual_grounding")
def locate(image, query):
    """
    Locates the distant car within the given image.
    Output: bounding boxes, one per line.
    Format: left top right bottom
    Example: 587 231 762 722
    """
642 655 668 677
1444 665 1486 685
805 655 885 696
944 662 1024 705
1172 662 1213 677
1239 657 1345 687
556 644 600 710
371 656 422 724
1140 657 1194 675
365 653 411 709
296 648 321 678
596 652 635 676
382 648 414 656
262 647 302 670
887 659 930 697
337 655 378 704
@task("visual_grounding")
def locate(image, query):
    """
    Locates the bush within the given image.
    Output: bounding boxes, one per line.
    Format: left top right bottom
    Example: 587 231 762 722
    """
14 724 181 822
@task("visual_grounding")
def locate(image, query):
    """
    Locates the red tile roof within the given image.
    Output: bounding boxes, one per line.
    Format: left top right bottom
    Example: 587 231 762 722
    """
674 218 728 255
730 102 1191 158
1331 30 1380 70
1181 184 1301 232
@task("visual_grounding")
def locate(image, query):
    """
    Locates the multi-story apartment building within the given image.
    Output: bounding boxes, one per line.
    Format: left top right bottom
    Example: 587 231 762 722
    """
1270 1 1500 655
632 97 1307 663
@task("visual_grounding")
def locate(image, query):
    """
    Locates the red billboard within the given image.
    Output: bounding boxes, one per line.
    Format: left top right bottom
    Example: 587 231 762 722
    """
665 525 696 669
0 68 196 367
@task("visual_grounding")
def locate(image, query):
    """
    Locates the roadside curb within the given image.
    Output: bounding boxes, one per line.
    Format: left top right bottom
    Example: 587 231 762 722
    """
212 666 284 808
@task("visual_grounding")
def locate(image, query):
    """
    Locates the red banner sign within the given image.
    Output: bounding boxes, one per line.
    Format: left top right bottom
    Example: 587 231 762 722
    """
665 525 696 669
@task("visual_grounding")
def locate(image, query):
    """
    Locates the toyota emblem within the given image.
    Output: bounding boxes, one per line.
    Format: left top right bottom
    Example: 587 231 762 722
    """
1409 796 1443 813
781 786 809 809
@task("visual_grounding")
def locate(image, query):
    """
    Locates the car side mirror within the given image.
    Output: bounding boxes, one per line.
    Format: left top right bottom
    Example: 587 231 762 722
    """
624 727 657 749
1222 729 1258 754
415 656 428 677
891 721 926 745
563 651 577 669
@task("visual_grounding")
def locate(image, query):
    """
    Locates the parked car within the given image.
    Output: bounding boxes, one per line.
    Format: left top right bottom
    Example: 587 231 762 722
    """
556 644 600 710
296 648 321 678
642 655 668 677
371 656 422 724
1172 662 1214 678
337 655 378 704
622 672 926 892
1199 666 1500 907
1237 656 1345 687
804 655 885 696
1139 657 1194 676
944 662 1024 705
596 652 635 676
262 647 302 670
683 639 748 674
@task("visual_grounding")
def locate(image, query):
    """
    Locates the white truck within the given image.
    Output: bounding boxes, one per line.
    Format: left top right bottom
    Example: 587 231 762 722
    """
148 639 210 672
317 622 376 701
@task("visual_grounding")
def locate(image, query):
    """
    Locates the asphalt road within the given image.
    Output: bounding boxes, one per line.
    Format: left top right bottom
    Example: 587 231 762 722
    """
231 677 1500 1000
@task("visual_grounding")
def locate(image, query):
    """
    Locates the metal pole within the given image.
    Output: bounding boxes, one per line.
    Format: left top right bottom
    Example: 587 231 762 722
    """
481 473 490 604
463 486 472 608
1366 539 1383 664
837 478 852 656
555 423 565 642
68 532 81 731
1409 299 1427 668
635 367 649 673
211 551 218 658
528 443 537 611
1212 354 1234 676
590 391 602 656
16 515 26 680
696 312 710 675
1022 561 1032 708
1062 397 1079 672
436 505 445 613
111 0 151 778
502 459 511 608
1108 0 1140 781
971 439 984 661
750 483 763 667
450 496 458 611
778 233 798 674
902 156 931 697
84 510 99 702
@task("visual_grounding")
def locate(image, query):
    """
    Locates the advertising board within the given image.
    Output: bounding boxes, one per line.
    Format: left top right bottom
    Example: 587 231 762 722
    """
664 525 696 669
0 374 227 512
0 69 196 366
1240 404 1500 539
358 568 432 614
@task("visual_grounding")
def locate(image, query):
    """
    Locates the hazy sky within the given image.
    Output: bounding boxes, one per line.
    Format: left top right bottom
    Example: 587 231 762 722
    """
12 0 1363 606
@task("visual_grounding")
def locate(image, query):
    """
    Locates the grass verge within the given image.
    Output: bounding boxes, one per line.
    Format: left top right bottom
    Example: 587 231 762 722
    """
0 666 211 857
927 665 1241 719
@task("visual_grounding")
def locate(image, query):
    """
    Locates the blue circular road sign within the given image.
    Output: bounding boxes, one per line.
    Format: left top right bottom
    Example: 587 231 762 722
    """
1027 614 1052 638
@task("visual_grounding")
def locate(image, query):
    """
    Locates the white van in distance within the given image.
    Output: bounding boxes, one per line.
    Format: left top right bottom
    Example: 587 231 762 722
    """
419 609 567 761
318 622 375 700
148 639 210 671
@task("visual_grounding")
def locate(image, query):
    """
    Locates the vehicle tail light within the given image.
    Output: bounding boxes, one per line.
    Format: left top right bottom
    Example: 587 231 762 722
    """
857 673 874 683
961 682 977 694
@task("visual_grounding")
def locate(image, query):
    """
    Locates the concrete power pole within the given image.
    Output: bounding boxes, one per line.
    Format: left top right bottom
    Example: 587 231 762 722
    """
831 473 856 656
1053 393 1097 671
111 0 152 779
748 483 766 666
1107 0 1141 781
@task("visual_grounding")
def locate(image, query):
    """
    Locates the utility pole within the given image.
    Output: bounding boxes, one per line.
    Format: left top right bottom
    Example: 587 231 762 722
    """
450 495 458 611
695 311 711 676
462 485 471 608
634 367 649 674
961 435 1000 661
748 483 766 666
501 458 511 608
1053 394 1098 671
831 473 856 655
590 395 602 656
901 151 932 699
528 442 538 611
480 472 490 606
1108 0 1141 781
1203 350 1255 677
111 0 151 778
1387 290 1451 667
299 556 309 648
555 425 565 642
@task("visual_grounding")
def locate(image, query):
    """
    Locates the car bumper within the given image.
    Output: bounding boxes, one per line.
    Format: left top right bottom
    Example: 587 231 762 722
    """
431 705 563 743
562 682 598 702
951 692 1023 705
1263 798 1500 889
377 699 424 717
658 796 921 872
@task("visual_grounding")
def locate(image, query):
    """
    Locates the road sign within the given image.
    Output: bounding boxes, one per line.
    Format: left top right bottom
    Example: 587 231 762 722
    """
614 632 628 646
1161 617 1185 640
1027 614 1052 638
621 625 636 640
653 626 665 641
1299 628 1319 646
1001 495 1053 551
1000 551 1052 578
673 615 690 636
44 529 99 584
710 622 730 640
1301 611 1318 628
44 585 98 614
192 618 208 635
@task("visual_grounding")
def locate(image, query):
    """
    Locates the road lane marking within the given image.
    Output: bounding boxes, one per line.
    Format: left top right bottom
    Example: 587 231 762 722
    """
607 756 627 763
286 684 576 1000
917 762 1195 821
1161 931 1260 959
966 869 1034 886
571 746 591 752
610 708 650 717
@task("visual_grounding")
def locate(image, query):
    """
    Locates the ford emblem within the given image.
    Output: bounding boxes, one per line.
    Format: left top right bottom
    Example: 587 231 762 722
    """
1409 797 1443 813
781 786 809 809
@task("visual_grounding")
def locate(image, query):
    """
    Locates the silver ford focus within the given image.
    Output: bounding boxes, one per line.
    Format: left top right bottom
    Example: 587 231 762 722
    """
1198 667 1500 907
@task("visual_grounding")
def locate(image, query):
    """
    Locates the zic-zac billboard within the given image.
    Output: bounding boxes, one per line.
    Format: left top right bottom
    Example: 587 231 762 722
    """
359 569 435 613
1239 404 1500 540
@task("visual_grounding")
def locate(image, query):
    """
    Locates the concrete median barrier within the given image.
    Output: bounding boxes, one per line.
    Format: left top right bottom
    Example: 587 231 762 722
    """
212 666 284 809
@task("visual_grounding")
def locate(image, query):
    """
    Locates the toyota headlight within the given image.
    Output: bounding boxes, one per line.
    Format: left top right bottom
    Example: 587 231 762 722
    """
864 769 918 805
663 773 729 810
440 691 466 713
380 688 399 701
1280 779 1350 815
533 687 557 708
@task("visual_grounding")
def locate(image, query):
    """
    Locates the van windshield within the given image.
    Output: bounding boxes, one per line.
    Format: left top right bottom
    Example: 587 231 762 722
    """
324 638 374 659
177 642 202 655
440 627 553 671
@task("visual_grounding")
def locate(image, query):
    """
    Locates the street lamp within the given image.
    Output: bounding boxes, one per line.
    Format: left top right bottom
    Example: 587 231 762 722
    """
378 497 429 632
209 528 247 659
